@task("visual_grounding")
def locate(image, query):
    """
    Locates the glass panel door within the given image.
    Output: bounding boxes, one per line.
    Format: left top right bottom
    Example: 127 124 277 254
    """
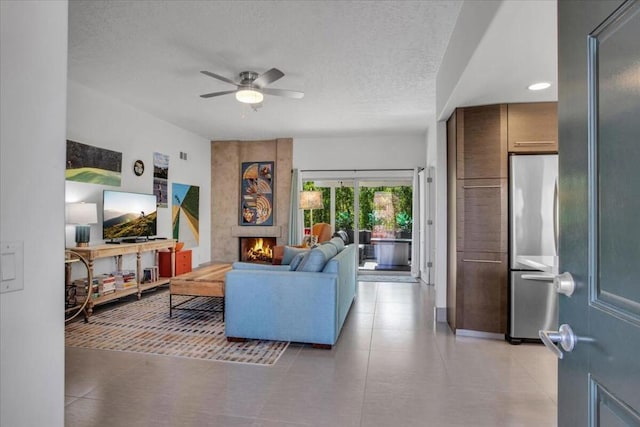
358 179 413 273
300 174 414 275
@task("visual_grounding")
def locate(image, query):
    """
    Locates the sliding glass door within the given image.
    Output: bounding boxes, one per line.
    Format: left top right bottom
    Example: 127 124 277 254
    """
301 171 416 275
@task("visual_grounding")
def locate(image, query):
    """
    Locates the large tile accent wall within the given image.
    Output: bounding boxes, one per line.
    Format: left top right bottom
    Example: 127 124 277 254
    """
211 138 292 262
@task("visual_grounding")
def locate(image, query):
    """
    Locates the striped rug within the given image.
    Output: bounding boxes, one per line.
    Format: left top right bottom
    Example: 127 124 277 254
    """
65 290 289 365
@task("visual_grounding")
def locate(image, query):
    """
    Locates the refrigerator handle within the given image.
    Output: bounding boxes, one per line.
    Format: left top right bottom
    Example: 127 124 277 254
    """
553 178 559 255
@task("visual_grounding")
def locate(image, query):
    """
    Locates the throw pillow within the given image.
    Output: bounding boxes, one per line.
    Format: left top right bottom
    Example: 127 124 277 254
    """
296 243 337 272
282 246 308 265
289 252 306 271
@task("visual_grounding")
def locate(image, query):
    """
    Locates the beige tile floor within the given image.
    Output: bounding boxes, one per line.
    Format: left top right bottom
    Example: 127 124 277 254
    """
65 281 557 426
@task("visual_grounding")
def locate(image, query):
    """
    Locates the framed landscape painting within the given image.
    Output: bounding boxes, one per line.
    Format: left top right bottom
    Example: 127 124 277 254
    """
172 183 199 248
66 140 122 186
240 161 274 226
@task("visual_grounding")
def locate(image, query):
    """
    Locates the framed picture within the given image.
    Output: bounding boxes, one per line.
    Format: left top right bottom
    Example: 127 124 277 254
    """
153 152 169 207
65 140 122 186
172 183 200 248
240 161 274 226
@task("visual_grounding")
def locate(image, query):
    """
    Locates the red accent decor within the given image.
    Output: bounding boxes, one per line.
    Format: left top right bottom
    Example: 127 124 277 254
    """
159 249 192 277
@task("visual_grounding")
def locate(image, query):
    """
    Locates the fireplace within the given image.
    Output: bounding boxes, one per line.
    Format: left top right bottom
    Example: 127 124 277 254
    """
239 237 276 264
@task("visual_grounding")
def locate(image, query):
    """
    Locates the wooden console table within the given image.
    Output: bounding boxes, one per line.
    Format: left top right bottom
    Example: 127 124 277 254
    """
67 240 176 319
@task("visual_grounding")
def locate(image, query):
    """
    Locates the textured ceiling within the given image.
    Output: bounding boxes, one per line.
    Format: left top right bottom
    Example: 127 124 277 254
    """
68 0 463 140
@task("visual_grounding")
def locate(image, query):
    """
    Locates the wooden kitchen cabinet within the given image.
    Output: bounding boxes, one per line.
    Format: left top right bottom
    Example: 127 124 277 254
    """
447 102 558 336
160 249 192 277
455 104 508 180
507 102 558 153
447 104 508 335
456 178 507 253
454 252 508 334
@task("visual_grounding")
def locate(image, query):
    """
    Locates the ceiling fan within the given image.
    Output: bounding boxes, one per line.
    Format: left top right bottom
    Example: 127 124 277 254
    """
199 68 304 104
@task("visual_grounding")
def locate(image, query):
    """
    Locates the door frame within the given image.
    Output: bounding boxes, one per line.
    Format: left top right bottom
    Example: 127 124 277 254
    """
300 169 420 276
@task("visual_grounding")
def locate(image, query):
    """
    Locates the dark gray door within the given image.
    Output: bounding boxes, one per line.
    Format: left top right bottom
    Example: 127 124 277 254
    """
557 1 640 425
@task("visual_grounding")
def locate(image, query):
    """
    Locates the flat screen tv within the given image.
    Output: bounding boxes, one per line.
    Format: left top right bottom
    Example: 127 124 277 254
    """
103 190 157 241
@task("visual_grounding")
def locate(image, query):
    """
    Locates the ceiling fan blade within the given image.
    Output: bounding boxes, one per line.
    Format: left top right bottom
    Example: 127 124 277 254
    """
200 70 237 86
253 68 284 87
262 88 304 99
200 90 237 99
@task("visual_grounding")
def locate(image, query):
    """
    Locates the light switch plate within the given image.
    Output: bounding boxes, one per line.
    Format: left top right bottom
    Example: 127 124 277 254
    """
1 241 24 293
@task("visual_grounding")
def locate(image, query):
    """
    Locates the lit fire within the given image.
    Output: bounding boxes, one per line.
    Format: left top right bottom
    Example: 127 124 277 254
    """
245 238 273 263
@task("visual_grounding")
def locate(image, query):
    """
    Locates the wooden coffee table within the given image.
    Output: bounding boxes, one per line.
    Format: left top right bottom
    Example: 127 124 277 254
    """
169 263 232 318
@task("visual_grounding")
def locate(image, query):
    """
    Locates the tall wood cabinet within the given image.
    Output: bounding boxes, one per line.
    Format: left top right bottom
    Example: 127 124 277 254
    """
447 102 557 336
447 104 508 334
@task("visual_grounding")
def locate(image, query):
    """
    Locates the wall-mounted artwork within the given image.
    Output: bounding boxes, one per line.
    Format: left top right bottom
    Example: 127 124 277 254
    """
153 152 169 208
172 183 199 248
65 140 122 186
240 161 274 226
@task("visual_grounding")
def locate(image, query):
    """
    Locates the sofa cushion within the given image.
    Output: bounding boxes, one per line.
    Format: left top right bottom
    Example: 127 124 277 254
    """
289 252 306 271
296 243 338 272
232 262 291 272
327 236 345 253
333 230 349 244
282 246 308 265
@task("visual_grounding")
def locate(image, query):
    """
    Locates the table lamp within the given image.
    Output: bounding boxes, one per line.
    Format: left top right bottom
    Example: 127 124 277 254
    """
299 190 323 244
66 202 98 247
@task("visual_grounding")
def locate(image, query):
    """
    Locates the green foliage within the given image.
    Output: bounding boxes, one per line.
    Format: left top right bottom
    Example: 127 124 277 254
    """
301 181 412 233
359 187 375 229
335 186 354 229
396 211 412 230
335 211 352 230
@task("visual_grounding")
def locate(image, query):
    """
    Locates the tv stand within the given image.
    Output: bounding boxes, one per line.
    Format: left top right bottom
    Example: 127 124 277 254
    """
66 240 177 320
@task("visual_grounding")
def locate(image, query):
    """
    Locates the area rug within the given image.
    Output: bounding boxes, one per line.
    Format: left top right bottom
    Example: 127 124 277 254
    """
358 274 418 283
65 290 289 365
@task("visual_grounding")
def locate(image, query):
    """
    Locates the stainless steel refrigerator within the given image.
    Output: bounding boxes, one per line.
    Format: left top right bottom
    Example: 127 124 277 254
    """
509 154 559 343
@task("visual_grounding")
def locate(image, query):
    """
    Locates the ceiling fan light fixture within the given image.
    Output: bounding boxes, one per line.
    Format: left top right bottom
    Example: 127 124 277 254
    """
236 89 264 104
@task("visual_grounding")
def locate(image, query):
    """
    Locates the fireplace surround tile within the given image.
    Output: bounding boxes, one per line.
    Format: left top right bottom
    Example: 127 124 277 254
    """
211 139 292 263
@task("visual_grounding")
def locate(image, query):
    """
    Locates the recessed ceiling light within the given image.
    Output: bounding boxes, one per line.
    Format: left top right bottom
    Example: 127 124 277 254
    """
528 82 551 91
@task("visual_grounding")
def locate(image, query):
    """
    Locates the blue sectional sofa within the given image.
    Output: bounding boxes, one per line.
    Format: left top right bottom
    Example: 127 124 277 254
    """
225 238 357 347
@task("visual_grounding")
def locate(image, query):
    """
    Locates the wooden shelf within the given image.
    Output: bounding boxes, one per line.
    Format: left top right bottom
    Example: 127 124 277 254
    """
66 240 176 320
139 278 171 292
92 287 139 305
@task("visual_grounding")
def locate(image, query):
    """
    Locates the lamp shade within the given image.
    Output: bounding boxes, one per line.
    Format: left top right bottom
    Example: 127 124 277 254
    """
66 202 98 225
299 191 323 210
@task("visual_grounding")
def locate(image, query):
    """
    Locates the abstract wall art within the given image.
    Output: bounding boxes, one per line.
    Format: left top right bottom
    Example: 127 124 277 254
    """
240 161 274 226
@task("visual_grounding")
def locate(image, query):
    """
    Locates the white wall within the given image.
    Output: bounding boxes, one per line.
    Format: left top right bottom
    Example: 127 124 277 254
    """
66 81 212 274
435 0 502 119
0 2 68 426
293 134 426 170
